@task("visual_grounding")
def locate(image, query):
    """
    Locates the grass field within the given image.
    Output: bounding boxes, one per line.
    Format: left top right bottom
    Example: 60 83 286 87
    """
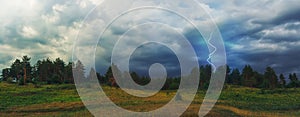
0 83 299 117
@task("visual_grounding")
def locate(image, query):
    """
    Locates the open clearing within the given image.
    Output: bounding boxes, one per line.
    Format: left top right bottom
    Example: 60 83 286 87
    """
0 83 299 117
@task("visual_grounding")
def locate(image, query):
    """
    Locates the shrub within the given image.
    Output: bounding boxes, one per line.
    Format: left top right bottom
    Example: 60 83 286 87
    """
6 77 14 84
169 82 179 90
34 84 42 88
18 77 25 85
47 74 62 84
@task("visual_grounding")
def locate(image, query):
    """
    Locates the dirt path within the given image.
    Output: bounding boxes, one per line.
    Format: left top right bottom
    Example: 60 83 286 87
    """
215 105 297 117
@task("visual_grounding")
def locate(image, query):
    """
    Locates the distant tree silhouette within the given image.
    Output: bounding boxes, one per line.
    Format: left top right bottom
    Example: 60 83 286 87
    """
2 68 10 81
253 71 264 88
230 68 241 85
64 62 74 83
131 72 140 85
2 56 300 89
279 74 286 88
288 73 299 88
10 59 22 79
73 60 85 83
242 65 255 87
225 65 232 84
199 65 212 89
104 66 113 85
263 67 278 89
53 58 65 83
105 64 121 88
21 55 32 84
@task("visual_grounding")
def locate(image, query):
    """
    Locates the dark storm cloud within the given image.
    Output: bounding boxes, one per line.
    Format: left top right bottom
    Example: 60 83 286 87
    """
95 27 211 77
285 22 300 30
271 8 300 25
216 1 300 78
183 28 210 64
126 28 213 77
236 49 300 75
129 43 181 77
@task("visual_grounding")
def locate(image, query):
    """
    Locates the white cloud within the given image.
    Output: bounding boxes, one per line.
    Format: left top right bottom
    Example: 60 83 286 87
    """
42 13 60 24
0 0 99 69
21 26 39 38
249 40 288 52
53 4 67 12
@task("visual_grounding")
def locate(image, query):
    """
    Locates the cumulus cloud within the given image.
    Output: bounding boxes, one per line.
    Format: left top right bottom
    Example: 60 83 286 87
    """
21 26 39 38
0 0 100 69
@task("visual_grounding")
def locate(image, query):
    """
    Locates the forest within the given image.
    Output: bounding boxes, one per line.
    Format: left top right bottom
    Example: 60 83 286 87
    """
1 55 300 89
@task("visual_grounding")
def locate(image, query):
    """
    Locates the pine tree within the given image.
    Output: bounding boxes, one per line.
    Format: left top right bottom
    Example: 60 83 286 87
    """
53 58 65 83
10 59 22 79
263 67 278 89
242 65 255 87
64 62 74 83
279 74 286 88
230 68 241 85
73 60 85 83
288 73 299 88
225 65 232 84
21 55 32 83
2 68 10 81
253 71 263 88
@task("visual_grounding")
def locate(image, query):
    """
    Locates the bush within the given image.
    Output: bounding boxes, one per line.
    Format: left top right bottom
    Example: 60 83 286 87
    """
18 77 25 85
286 81 300 88
47 74 62 84
34 84 42 88
6 77 14 84
203 82 210 89
31 77 37 84
169 82 179 90
31 78 42 88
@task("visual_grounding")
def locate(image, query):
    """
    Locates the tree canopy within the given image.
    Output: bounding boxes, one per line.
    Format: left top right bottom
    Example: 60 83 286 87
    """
1 55 299 89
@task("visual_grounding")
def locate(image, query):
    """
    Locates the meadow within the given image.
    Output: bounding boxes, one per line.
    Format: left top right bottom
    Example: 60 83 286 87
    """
0 83 299 117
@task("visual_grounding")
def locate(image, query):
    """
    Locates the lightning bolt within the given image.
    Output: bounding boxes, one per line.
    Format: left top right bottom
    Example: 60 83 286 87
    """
206 32 217 72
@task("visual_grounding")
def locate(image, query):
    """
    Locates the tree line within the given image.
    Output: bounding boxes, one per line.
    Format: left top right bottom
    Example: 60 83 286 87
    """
73 60 300 89
1 56 73 85
225 65 299 89
1 56 300 89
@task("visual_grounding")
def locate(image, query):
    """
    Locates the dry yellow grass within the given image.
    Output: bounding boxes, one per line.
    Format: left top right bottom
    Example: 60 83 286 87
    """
0 102 92 117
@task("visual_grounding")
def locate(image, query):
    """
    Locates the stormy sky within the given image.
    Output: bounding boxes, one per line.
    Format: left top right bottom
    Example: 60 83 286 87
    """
0 0 300 77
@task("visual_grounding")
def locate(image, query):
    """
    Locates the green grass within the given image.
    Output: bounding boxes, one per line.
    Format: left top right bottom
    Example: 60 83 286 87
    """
0 83 299 117
0 83 80 111
218 86 300 111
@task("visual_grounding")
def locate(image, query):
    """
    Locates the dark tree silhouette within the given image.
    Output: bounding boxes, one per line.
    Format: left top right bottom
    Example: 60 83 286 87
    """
242 65 255 87
73 60 85 83
1 55 299 89
279 74 286 88
288 73 299 88
230 68 241 85
1 68 10 81
263 67 278 89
